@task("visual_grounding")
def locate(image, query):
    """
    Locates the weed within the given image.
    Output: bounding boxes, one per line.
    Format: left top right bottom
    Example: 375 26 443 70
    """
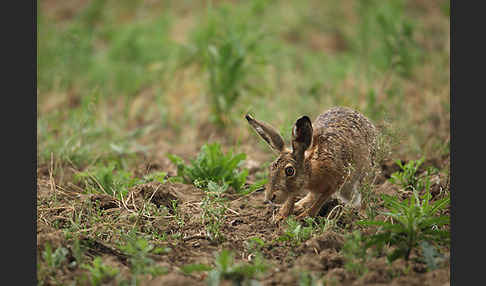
342 230 369 276
355 0 421 78
119 233 168 281
180 263 213 275
419 241 446 271
389 157 438 192
201 181 228 242
190 2 270 126
141 171 167 184
168 142 248 192
42 243 69 269
298 271 321 286
74 162 138 199
388 157 424 190
277 217 320 246
170 199 185 228
71 237 85 267
357 187 450 263
183 249 268 286
81 257 120 286
245 237 266 254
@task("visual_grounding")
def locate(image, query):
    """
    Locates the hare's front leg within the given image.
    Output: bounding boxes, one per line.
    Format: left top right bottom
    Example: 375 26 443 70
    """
273 195 296 223
294 192 316 215
295 187 333 219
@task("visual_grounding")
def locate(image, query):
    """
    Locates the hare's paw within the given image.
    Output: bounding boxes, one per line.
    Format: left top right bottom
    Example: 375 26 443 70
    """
272 213 287 224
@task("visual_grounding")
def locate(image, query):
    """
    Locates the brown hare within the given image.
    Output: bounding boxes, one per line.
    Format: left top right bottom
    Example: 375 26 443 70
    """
245 106 378 222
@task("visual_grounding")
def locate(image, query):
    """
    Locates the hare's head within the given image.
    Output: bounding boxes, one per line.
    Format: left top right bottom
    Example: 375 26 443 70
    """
245 114 313 204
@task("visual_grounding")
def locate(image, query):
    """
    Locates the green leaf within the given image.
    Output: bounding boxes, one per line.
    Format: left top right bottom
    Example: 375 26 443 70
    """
180 263 213 274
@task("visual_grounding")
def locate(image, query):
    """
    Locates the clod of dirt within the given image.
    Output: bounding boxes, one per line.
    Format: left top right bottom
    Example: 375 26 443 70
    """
37 223 65 252
129 182 204 209
296 248 344 272
374 180 400 197
380 159 403 179
325 268 351 284
89 193 119 210
301 231 345 254
80 237 130 266
352 267 391 285
145 273 199 286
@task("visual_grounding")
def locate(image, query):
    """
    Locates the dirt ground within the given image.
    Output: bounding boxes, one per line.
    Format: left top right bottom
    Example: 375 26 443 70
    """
37 149 450 285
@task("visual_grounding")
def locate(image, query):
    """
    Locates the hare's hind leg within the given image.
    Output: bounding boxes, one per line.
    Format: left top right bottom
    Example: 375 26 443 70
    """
337 174 362 209
349 181 362 209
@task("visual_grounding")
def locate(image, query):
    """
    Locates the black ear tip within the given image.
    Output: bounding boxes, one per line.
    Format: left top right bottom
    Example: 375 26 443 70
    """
245 113 253 122
296 115 312 125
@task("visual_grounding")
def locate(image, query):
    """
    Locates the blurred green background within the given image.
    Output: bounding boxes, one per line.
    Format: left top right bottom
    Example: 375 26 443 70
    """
37 0 450 175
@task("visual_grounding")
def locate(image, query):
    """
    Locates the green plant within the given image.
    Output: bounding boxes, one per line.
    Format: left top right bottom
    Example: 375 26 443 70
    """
276 216 332 246
183 249 268 286
388 157 425 191
141 171 167 184
342 230 369 276
71 237 85 267
355 0 421 78
277 217 316 246
81 257 120 286
419 241 446 271
168 142 248 192
201 181 229 242
119 234 168 281
74 162 138 199
190 2 270 126
246 237 266 254
170 199 185 228
357 187 450 263
298 271 320 286
42 243 69 269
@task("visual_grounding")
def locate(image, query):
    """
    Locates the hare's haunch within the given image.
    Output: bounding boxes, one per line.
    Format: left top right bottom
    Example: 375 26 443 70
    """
246 107 377 222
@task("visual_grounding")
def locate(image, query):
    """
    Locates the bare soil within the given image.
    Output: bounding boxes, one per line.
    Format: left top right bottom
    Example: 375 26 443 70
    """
37 152 450 285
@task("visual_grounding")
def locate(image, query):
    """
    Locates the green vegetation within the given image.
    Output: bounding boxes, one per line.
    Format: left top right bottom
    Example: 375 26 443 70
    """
342 230 370 276
119 234 169 282
190 1 271 127
81 257 120 286
200 181 229 242
358 187 450 263
168 142 248 192
355 0 421 78
277 217 328 246
74 162 137 199
388 157 426 191
298 271 321 286
182 249 268 286
41 243 69 270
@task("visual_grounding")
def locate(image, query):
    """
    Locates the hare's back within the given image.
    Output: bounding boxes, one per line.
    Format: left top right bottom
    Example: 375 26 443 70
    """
312 107 377 161
314 107 375 139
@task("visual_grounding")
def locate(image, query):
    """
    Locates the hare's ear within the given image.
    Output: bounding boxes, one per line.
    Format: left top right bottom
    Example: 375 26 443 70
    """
245 114 285 153
291 116 313 162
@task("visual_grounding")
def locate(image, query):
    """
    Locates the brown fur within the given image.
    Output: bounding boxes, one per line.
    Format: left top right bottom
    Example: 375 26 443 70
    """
246 106 377 222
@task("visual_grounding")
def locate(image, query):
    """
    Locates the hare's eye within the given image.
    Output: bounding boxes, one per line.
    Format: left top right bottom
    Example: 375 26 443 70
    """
285 166 295 177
